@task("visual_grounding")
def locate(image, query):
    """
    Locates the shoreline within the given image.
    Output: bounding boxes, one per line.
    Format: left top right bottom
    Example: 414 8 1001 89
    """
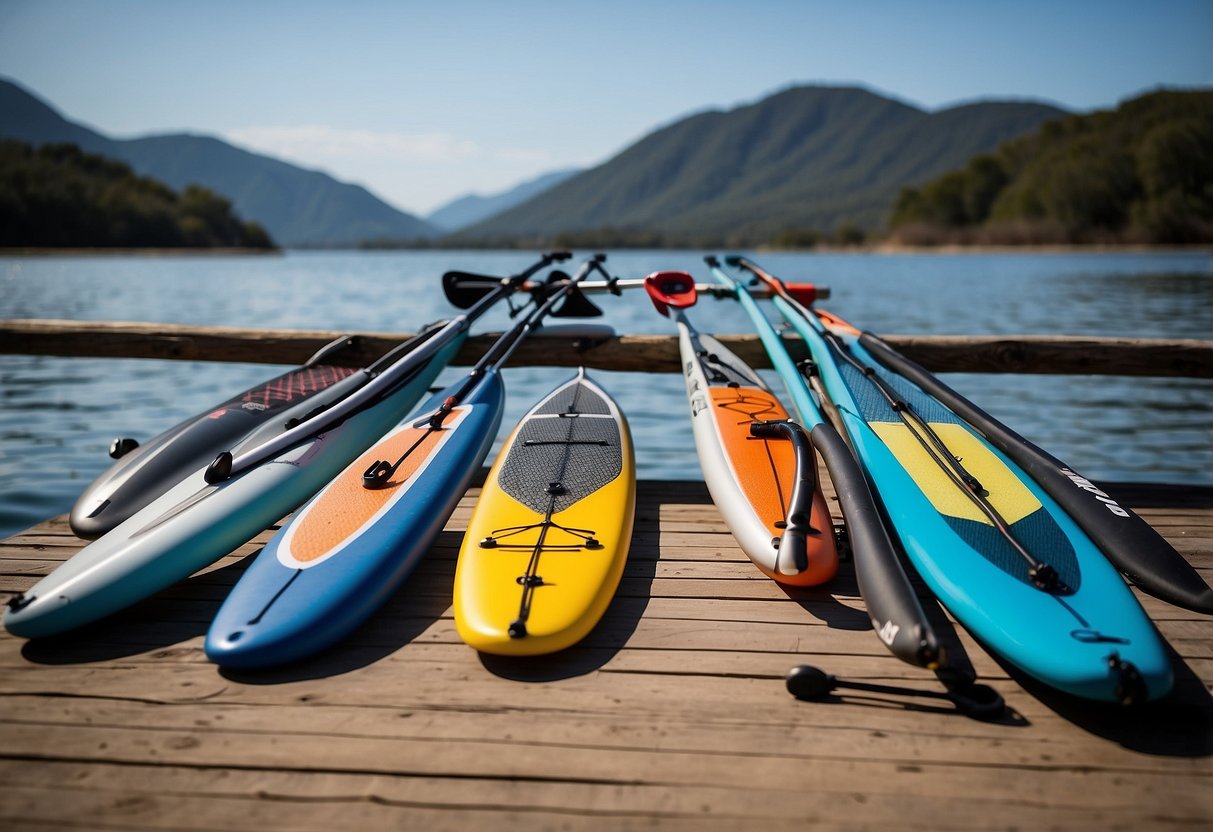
2 244 1210 257
858 242 1213 255
0 247 281 257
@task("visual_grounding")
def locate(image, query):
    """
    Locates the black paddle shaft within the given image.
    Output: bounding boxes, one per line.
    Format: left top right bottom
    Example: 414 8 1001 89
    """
205 251 571 485
358 256 607 492
809 421 949 673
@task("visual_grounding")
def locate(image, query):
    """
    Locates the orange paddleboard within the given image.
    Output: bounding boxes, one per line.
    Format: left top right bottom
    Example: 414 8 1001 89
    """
681 332 838 585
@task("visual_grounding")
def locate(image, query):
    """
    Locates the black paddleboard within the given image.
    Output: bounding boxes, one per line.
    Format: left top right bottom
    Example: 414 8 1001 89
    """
69 336 363 538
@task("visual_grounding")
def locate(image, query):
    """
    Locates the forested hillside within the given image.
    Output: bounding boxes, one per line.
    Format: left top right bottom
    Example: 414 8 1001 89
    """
458 86 1066 247
0 140 274 249
888 90 1213 244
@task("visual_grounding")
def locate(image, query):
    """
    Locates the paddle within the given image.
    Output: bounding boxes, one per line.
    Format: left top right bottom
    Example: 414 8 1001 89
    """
860 329 1212 614
701 256 1002 713
200 256 617 668
203 250 570 485
363 254 611 489
444 268 828 307
726 255 1213 615
786 665 1007 720
442 252 604 318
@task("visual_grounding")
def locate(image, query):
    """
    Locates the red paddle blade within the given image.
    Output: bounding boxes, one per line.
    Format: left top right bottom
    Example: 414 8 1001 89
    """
784 282 820 307
644 271 697 317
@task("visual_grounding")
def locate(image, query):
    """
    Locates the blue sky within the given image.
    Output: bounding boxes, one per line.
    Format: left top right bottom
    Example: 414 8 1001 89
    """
1 0 1210 216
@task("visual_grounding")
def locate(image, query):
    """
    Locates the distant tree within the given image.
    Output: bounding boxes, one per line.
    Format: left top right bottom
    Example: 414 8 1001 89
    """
241 221 273 249
1131 117 1213 242
1034 141 1138 234
833 222 866 246
769 227 822 249
962 155 1009 222
1137 118 1213 198
891 154 1009 229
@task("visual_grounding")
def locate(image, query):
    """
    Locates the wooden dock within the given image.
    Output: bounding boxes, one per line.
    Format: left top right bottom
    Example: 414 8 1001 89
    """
2 473 1210 830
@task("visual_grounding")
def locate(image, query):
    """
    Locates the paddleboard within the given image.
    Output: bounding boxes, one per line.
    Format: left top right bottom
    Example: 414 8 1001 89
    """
853 325 1213 614
205 370 504 668
677 328 837 585
454 369 635 655
793 308 1172 703
70 336 362 539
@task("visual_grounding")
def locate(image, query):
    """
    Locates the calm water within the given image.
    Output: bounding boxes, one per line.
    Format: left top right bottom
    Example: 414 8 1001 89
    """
1 250 1210 540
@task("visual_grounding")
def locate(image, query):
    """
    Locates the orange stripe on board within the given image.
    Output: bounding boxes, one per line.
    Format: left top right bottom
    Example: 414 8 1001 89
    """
814 308 861 335
286 409 468 563
709 387 794 533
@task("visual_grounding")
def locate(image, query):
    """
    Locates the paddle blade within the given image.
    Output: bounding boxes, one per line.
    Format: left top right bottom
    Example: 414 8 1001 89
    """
644 271 697 317
442 271 508 309
785 282 820 307
552 285 603 318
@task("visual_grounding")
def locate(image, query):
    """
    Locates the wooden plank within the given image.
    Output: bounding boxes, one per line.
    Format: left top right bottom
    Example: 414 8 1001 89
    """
2 318 1211 377
0 654 1207 774
0 762 1203 832
881 333 1213 377
0 758 1199 827
4 717 1208 824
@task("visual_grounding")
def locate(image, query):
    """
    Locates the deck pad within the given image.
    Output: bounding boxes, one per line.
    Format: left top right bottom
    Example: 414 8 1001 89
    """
498 415 621 514
277 407 471 568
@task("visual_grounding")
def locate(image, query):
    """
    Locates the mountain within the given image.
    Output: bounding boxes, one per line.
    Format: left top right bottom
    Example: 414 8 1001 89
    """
426 167 581 232
459 86 1069 246
889 89 1213 245
0 78 437 247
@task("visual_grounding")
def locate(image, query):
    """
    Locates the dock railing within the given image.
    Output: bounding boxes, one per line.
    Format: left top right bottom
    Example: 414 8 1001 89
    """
2 319 1212 377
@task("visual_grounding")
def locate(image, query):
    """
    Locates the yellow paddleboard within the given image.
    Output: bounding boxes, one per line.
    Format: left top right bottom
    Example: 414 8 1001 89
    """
454 369 635 655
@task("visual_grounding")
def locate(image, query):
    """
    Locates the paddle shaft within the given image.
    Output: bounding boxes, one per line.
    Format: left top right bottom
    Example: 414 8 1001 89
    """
704 261 825 430
216 251 567 481
363 256 604 489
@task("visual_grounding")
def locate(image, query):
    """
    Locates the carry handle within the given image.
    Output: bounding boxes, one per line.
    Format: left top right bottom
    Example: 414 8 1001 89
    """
749 419 818 574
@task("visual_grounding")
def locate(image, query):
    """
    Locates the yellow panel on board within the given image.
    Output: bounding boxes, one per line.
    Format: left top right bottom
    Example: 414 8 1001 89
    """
870 421 1041 525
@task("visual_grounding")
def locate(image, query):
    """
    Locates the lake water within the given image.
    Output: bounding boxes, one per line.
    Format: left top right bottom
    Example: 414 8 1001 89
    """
1 249 1210 540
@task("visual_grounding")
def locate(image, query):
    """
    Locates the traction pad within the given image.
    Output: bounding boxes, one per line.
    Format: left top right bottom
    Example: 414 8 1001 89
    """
239 365 359 410
498 388 622 514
